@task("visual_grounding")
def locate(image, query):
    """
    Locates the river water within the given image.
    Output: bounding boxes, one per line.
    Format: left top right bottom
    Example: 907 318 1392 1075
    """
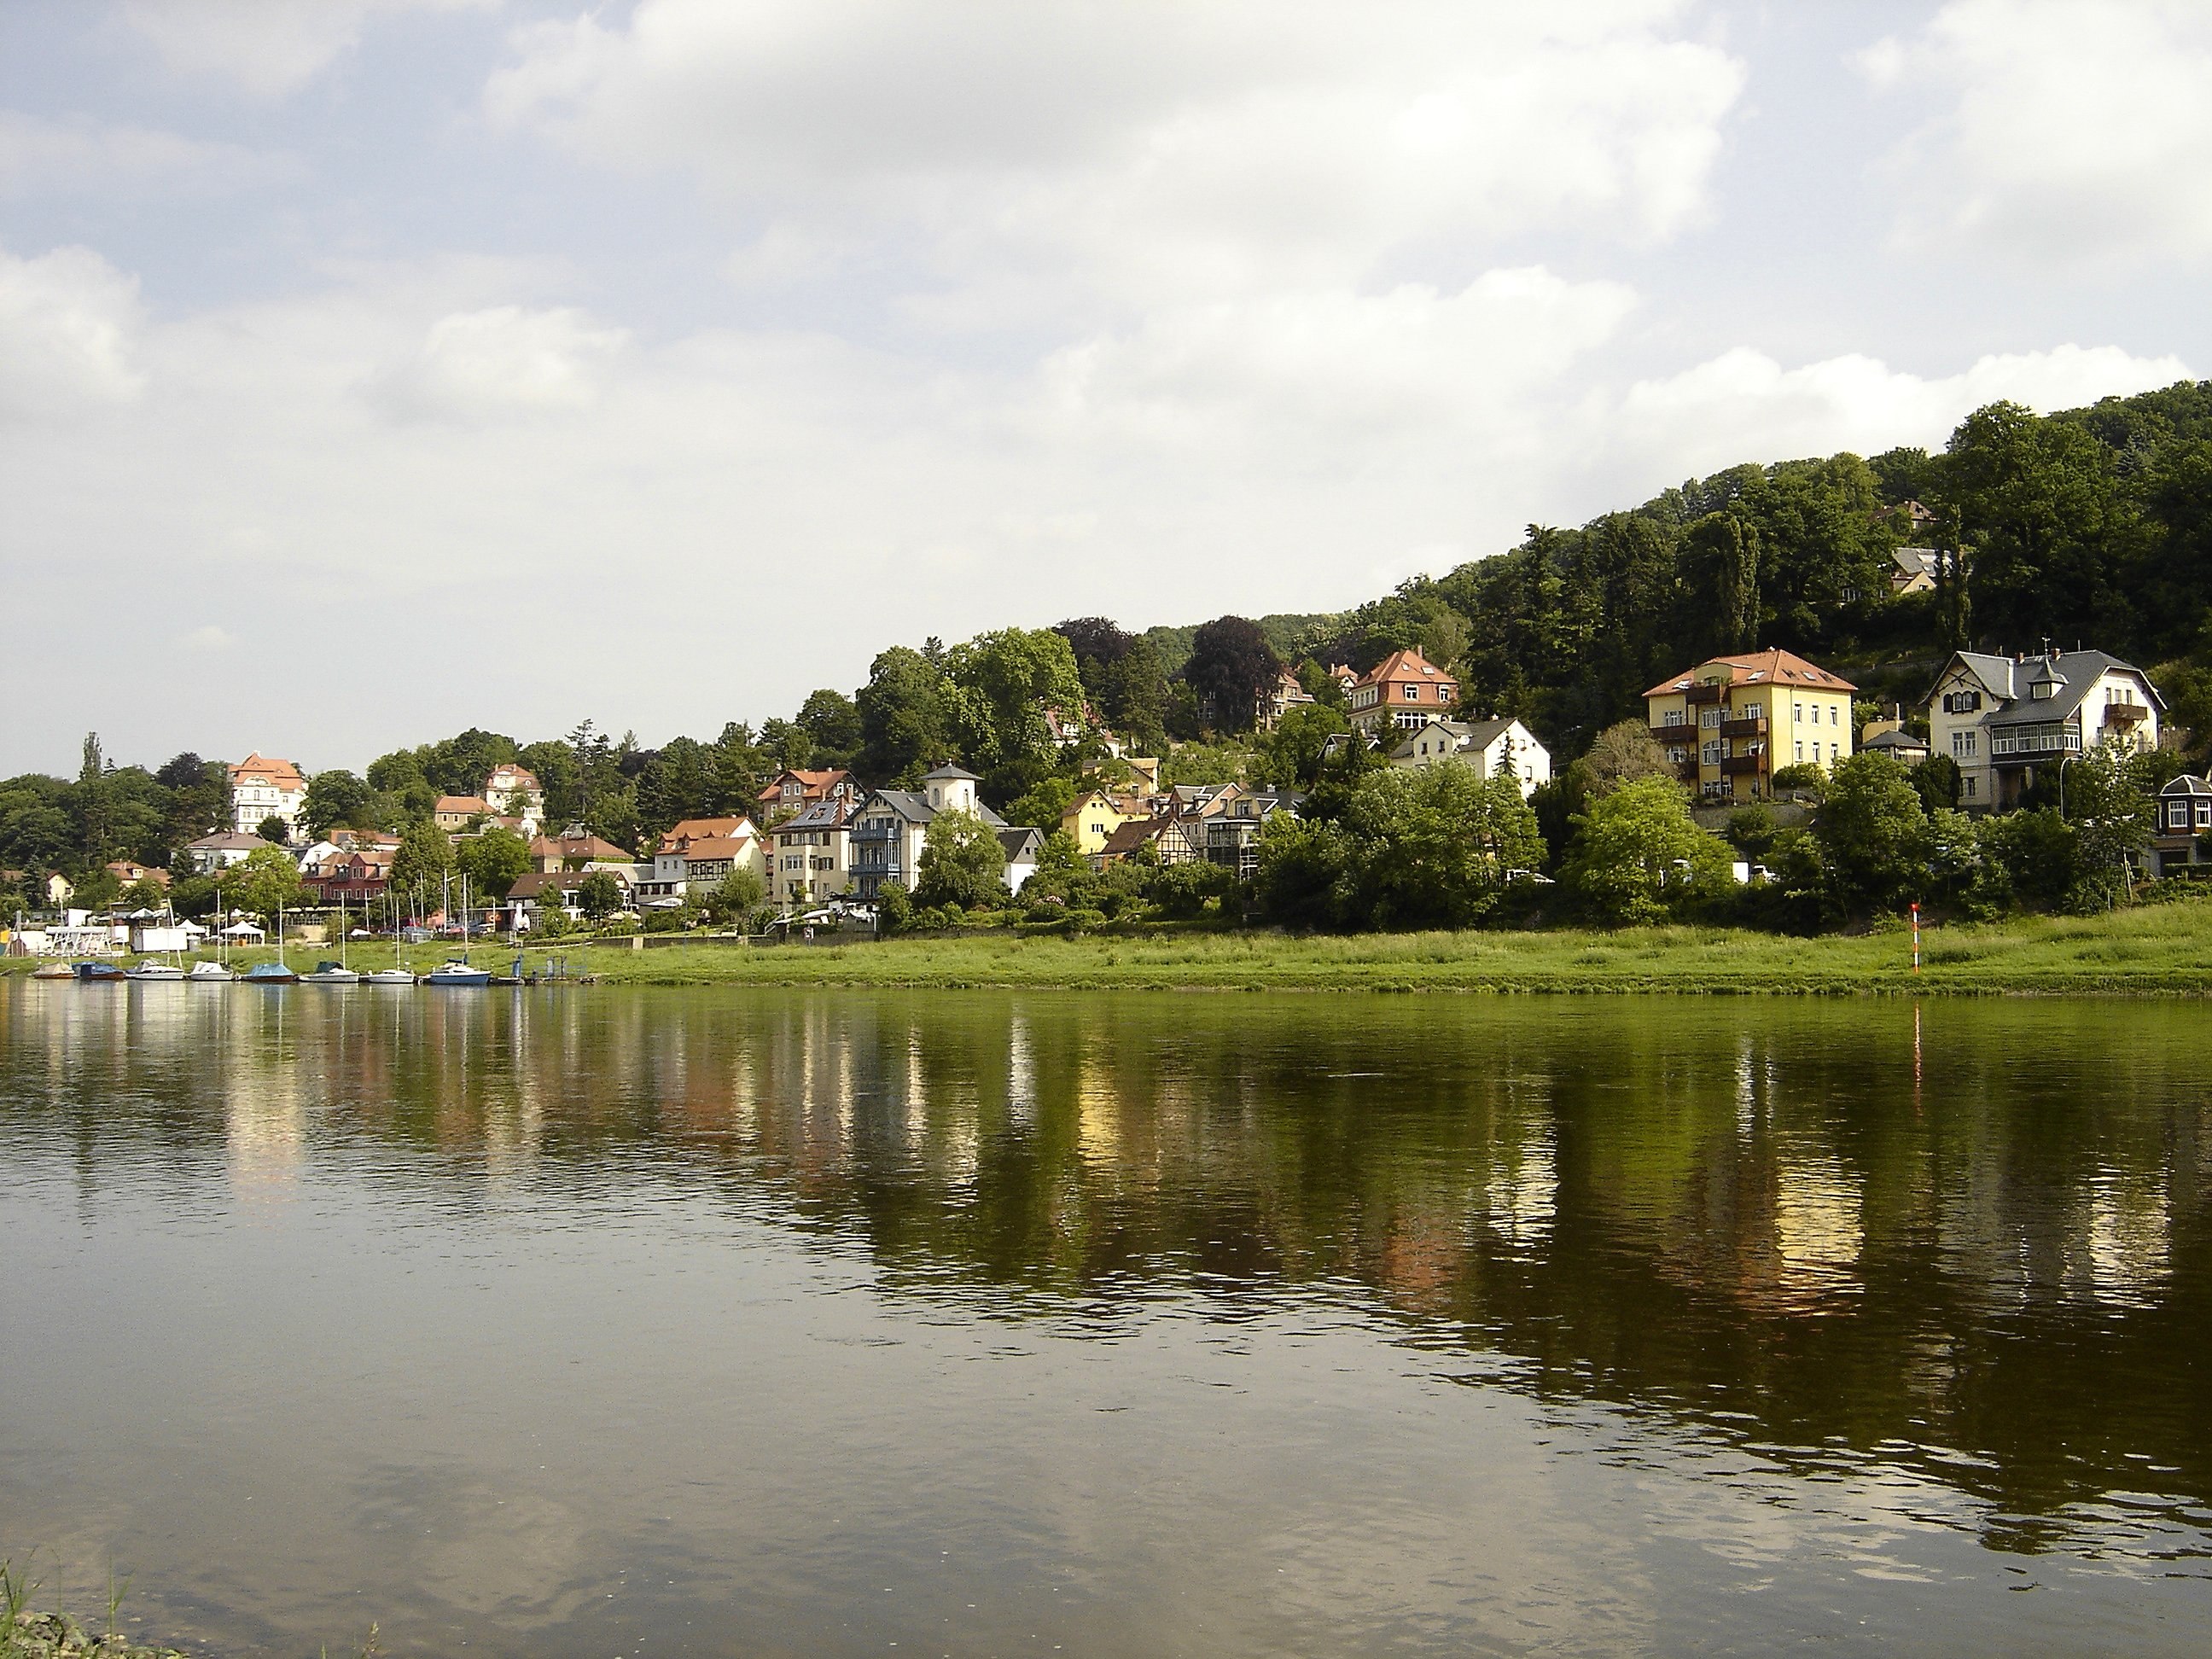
1 981 2207 1655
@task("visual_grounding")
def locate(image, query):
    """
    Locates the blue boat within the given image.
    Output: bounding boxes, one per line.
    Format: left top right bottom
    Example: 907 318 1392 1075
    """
422 958 492 987
73 961 125 981
242 961 299 984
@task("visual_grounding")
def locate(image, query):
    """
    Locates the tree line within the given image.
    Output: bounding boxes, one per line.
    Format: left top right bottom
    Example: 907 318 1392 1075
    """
9 381 2212 930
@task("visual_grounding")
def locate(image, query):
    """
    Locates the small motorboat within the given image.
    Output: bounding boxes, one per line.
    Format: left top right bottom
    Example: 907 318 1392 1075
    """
125 962 187 981
73 961 126 981
187 960 236 982
422 957 492 987
299 959 359 984
32 960 74 980
364 968 416 986
242 961 300 984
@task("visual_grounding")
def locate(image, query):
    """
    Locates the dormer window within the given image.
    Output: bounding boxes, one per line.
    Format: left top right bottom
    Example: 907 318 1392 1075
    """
2031 680 2054 700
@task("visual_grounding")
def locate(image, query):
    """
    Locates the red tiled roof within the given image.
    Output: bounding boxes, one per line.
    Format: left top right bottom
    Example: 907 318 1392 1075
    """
658 816 758 852
1644 649 1857 700
230 752 305 790
435 795 492 816
1356 648 1454 690
679 836 754 860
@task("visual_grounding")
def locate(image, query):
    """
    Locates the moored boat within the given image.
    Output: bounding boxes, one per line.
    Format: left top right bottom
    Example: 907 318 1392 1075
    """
242 961 300 984
125 961 187 981
73 961 126 981
364 967 416 986
423 958 492 987
32 960 74 980
300 959 359 984
187 960 236 981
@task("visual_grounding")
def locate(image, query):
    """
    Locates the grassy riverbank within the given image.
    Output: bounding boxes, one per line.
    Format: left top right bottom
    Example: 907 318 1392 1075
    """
11 898 2212 992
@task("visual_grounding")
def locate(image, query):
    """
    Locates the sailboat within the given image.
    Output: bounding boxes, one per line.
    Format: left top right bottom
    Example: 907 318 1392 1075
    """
242 898 299 984
127 903 189 981
300 892 359 983
424 871 491 987
366 887 416 985
189 892 236 981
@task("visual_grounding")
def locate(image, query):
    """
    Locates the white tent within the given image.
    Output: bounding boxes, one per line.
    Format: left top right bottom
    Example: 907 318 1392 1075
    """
219 921 266 940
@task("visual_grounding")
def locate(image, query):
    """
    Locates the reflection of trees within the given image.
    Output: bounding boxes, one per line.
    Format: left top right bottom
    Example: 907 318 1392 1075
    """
8 984 2210 1550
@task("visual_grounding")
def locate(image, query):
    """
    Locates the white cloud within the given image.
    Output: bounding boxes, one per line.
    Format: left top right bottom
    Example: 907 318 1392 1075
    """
489 1 1744 310
0 243 145 419
369 306 629 421
1044 269 1637 455
1864 0 2212 264
120 0 494 97
180 625 236 653
0 111 296 197
1614 342 2191 476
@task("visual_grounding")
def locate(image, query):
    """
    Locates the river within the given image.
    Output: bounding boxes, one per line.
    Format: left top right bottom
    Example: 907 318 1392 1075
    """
1 981 2206 1655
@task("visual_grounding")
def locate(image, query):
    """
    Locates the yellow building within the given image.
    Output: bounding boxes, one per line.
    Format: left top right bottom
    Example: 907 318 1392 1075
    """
1644 649 1856 802
1059 790 1141 856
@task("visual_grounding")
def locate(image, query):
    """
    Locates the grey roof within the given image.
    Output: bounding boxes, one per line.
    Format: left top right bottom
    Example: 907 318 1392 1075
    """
861 788 1009 829
2161 774 2212 796
783 798 853 831
1864 728 1930 753
1937 649 2161 725
1892 547 1940 577
997 827 1043 860
922 763 979 781
1389 715 1522 759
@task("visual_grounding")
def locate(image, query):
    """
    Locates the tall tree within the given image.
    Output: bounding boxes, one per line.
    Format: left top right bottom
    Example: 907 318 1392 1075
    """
1183 616 1280 734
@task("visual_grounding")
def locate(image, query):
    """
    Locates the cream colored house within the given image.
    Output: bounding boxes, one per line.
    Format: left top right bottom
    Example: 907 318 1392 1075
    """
1925 648 2160 810
1388 717 1551 799
770 799 854 906
1644 649 1856 802
228 753 307 840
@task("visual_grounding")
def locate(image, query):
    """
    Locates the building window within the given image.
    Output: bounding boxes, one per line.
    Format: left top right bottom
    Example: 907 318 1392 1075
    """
1793 702 1802 723
2199 803 2211 829
1953 731 1976 758
1794 741 1803 761
1829 705 1839 725
1962 776 1978 800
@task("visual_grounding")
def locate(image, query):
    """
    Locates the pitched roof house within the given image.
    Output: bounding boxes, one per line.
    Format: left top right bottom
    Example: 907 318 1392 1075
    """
1348 649 1458 734
1645 648 1858 802
529 829 634 871
1388 716 1551 798
228 753 307 839
849 765 1012 899
434 795 493 833
757 769 861 820
1925 647 2160 810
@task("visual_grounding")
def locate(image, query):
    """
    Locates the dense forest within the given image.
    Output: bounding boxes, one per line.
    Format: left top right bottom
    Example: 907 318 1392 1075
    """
9 380 2212 919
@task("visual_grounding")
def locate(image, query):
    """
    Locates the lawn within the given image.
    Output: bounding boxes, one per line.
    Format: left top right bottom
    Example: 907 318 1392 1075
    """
11 899 2212 993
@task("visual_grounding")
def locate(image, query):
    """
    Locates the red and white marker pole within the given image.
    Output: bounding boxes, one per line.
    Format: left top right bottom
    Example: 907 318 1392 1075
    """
1911 901 1921 975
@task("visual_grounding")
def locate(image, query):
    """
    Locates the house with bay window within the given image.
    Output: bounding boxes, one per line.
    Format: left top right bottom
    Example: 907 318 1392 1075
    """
1924 648 2160 810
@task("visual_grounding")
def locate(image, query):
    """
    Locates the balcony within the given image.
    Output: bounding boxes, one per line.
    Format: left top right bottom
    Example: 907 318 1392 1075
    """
1674 758 1700 783
1650 725 1697 748
1720 716 1768 739
1720 754 1764 777
2104 701 2149 724
1684 683 1724 706
1989 725 2081 764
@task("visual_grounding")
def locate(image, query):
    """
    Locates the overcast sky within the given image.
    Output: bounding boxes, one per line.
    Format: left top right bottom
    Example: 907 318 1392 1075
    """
3 0 2206 777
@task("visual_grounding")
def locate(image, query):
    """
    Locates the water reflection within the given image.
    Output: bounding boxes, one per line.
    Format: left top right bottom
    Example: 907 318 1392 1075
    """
3 981 2210 1652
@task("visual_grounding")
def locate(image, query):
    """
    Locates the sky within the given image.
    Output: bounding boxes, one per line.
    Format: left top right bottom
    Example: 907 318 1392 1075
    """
3 0 2209 778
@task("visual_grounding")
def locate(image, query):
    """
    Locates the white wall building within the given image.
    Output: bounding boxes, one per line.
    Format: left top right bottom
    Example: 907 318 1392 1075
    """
1388 717 1551 798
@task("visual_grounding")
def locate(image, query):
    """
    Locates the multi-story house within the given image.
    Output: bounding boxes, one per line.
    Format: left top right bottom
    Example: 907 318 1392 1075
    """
1060 789 1145 856
183 831 269 872
770 800 854 906
1258 667 1318 732
1388 717 1551 799
527 829 632 872
483 764 544 833
849 765 1012 900
434 795 492 835
636 816 762 905
1348 649 1458 736
1202 789 1301 879
228 753 307 840
756 769 862 824
1645 649 1856 802
2151 773 2212 875
1925 648 2161 810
